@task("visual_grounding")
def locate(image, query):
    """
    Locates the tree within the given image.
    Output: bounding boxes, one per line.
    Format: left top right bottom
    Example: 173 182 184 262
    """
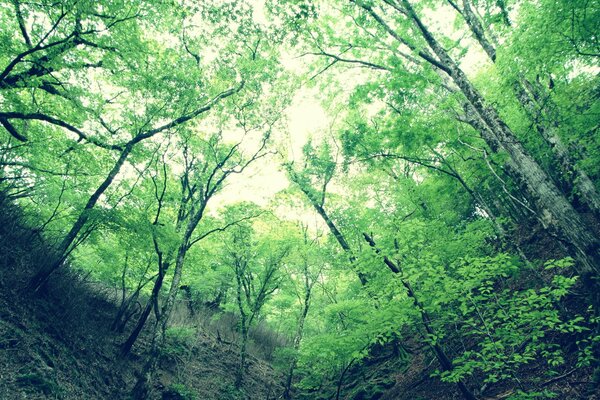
282 223 325 399
282 0 599 295
221 214 290 387
287 140 479 399
446 0 600 220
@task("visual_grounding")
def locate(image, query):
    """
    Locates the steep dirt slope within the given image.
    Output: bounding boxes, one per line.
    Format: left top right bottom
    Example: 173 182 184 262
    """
0 195 284 399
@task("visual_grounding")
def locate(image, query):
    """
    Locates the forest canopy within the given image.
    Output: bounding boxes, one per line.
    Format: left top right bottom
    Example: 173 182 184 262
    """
0 0 599 399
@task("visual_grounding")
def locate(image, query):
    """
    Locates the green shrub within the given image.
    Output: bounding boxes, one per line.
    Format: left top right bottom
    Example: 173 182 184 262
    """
217 383 244 400
163 383 197 400
437 257 589 385
162 326 197 358
507 389 557 399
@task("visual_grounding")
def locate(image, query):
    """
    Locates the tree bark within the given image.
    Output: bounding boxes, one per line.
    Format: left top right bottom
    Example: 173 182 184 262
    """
456 0 497 61
513 82 600 220
453 0 600 220
401 0 600 284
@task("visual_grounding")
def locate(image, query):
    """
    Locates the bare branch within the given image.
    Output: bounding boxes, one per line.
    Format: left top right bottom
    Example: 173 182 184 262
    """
188 212 265 248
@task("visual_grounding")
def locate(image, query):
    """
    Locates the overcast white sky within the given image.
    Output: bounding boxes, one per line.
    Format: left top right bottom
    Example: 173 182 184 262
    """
208 0 491 210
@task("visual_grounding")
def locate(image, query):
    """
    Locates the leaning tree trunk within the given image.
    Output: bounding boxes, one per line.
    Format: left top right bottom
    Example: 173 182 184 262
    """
513 81 600 220
287 168 368 284
454 0 600 221
28 143 134 292
120 259 168 357
402 0 600 286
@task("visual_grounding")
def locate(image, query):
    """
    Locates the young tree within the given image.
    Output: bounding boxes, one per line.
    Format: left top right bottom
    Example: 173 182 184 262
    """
222 216 290 387
282 224 325 399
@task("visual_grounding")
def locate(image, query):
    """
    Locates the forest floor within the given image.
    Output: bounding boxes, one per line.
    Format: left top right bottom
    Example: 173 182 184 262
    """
0 198 283 400
0 278 283 400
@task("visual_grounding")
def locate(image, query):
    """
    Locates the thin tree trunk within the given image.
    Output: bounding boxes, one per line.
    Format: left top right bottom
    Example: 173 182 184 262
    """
131 319 161 400
363 233 478 400
159 208 204 338
237 327 248 387
28 143 134 291
334 356 362 400
120 260 167 357
235 264 248 388
287 168 368 284
284 282 312 399
112 276 156 333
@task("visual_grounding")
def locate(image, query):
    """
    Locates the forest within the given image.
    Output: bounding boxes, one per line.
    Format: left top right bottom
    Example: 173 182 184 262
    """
0 0 599 399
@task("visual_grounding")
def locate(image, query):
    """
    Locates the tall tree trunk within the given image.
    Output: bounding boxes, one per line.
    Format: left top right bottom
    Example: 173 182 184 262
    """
159 209 204 338
454 0 600 220
401 0 600 285
513 82 600 220
237 325 249 388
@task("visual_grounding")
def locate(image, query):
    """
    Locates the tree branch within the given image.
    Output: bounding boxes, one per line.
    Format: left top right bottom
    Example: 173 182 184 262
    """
0 111 121 150
0 118 28 142
132 82 245 143
188 212 265 248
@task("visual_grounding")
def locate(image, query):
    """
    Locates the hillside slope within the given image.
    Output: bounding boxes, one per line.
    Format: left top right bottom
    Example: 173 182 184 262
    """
0 195 284 399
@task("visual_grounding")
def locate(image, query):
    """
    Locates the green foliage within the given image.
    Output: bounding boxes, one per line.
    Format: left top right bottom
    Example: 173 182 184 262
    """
215 382 245 400
1 0 599 399
163 383 198 400
438 258 588 385
162 326 197 358
507 389 558 400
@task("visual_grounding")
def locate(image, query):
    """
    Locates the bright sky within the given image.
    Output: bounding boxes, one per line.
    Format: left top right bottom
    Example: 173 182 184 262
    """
213 86 329 207
200 0 491 211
